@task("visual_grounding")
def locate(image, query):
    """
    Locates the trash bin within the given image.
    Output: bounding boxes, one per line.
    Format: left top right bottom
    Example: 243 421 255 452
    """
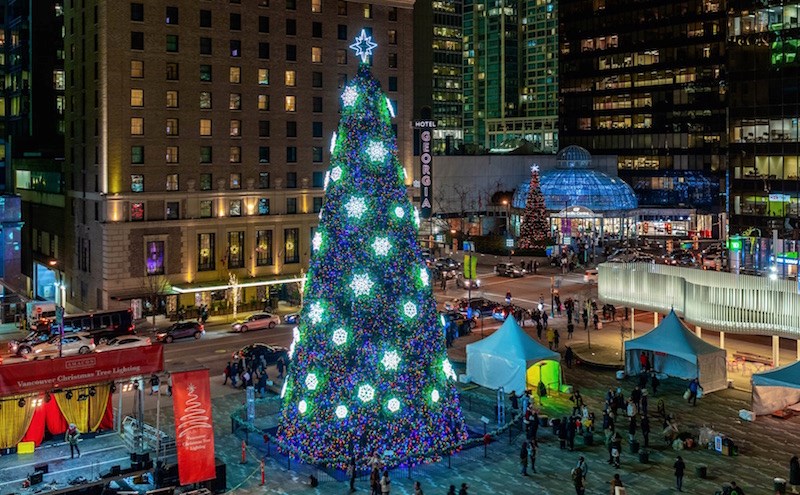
696 466 707 479
638 450 649 464
774 478 787 494
630 440 640 454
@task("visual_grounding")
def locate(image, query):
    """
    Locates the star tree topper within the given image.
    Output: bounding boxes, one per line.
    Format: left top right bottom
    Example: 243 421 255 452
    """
349 29 378 63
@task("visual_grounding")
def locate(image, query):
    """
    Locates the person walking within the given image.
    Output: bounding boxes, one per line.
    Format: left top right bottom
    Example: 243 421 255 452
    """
380 470 391 495
572 467 586 495
565 346 575 368
458 483 469 495
576 456 588 483
729 481 744 495
149 374 160 396
674 455 686 492
223 362 232 385
529 439 538 473
276 356 286 379
627 415 637 444
369 468 380 495
567 322 575 339
413 481 424 495
553 329 561 350
609 474 624 495
790 454 800 493
641 415 651 448
542 311 549 328
519 440 530 476
447 486 456 495
536 320 544 340
650 372 660 395
347 458 357 493
640 389 649 416
687 378 700 406
65 424 81 458
546 327 555 350
166 372 173 396
567 416 577 451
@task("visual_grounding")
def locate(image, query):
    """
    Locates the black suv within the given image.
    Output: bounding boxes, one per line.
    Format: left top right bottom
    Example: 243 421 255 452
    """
156 321 205 343
232 343 289 366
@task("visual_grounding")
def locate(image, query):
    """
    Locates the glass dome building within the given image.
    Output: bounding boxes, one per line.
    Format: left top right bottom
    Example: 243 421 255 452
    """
512 146 638 244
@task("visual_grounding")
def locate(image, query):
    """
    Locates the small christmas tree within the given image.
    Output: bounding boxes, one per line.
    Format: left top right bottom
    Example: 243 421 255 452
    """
519 165 550 249
277 30 467 468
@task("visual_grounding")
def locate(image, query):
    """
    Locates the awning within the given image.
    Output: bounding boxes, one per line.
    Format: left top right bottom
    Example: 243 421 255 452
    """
171 273 305 294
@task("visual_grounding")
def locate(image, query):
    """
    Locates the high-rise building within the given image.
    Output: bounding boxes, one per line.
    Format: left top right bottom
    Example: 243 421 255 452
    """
1 0 66 299
727 1 800 236
559 0 727 210
413 0 463 154
63 0 413 312
462 0 558 153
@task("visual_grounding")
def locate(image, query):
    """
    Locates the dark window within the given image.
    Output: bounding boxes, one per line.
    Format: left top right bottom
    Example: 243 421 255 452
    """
165 6 179 24
286 172 297 188
259 146 270 163
286 0 296 10
230 13 241 30
337 0 347 15
312 71 323 88
131 31 144 50
199 64 212 81
166 201 180 220
199 200 213 218
286 19 296 35
258 42 270 59
131 146 144 164
256 230 273 265
312 147 323 162
198 233 215 271
388 76 397 91
259 16 269 33
259 120 270 137
200 146 212 163
388 53 397 69
286 147 297 163
131 3 144 21
200 37 212 55
313 196 323 212
230 40 241 57
286 121 297 137
388 6 397 20
166 62 179 80
312 97 323 112
286 197 298 214
285 44 296 61
312 171 324 187
312 121 323 137
200 173 212 190
284 228 299 263
337 24 347 40
166 34 179 52
312 22 322 38
200 9 212 27
258 172 270 189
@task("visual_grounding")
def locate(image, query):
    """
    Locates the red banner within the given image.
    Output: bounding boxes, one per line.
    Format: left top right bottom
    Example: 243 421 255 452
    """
0 345 164 397
172 369 216 485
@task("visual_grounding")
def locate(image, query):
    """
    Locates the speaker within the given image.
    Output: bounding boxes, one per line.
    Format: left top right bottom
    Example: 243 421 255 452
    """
28 472 44 485
33 463 48 474
111 465 122 476
199 459 226 494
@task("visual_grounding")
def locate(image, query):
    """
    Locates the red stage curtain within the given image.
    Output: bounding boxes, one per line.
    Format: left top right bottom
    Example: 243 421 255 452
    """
20 403 45 446
98 394 114 430
45 396 68 436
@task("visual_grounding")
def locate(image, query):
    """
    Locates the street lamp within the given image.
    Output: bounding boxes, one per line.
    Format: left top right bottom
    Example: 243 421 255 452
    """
502 199 510 235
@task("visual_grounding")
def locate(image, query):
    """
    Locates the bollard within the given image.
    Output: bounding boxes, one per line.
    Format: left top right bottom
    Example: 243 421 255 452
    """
240 439 247 464
260 460 265 486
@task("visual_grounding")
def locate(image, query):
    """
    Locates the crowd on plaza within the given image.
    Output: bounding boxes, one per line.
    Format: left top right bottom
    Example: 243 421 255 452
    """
222 354 286 397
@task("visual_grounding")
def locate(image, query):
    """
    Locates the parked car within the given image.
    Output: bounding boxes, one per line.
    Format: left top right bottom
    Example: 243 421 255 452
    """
491 304 526 321
435 258 462 271
495 262 525 277
9 330 54 356
28 332 96 358
455 274 481 289
94 335 152 353
156 321 205 343
232 343 289 366
448 297 498 316
584 269 599 283
231 312 281 332
284 313 301 324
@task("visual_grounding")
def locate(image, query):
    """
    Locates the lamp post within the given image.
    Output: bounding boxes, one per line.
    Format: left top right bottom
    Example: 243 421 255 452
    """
502 199 510 236
49 260 65 358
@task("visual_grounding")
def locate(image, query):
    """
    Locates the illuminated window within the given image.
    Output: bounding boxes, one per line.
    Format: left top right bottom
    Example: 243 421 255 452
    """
229 146 241 163
131 174 144 192
131 202 144 221
199 200 213 218
227 231 244 267
200 91 212 109
197 233 215 271
230 40 241 57
166 34 179 52
229 93 241 110
311 46 322 63
131 60 144 78
200 119 212 136
230 120 241 137
200 64 212 81
165 146 179 163
166 174 179 191
284 228 299 263
258 69 269 85
229 66 241 83
131 89 144 107
363 3 372 18
166 90 178 108
199 173 212 190
285 70 296 86
258 94 270 110
131 117 144 135
166 202 179 220
165 118 179 136
311 0 321 12
285 95 296 112
388 30 397 44
256 230 273 265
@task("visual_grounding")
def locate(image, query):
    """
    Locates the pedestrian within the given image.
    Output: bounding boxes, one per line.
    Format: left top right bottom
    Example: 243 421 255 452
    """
347 457 357 493
631 386 642 409
641 390 649 416
570 389 584 416
458 483 469 495
628 415 637 444
729 481 744 495
166 372 173 396
576 456 588 482
592 313 600 330
567 416 577 451
641 415 650 448
370 468 380 495
638 352 649 372
536 320 543 340
533 260 539 274
149 374 160 396
565 346 575 368
65 423 81 458
542 311 549 328
567 322 574 339
277 356 286 379
223 362 231 385
413 481 424 495
610 473 624 495
447 486 456 495
674 455 686 492
546 327 555 350
380 471 391 495
611 432 622 469
583 311 589 330
558 417 568 449
572 467 585 495
650 372 659 395
230 361 239 387
529 439 538 473
790 454 800 493
519 440 530 476
553 329 561 350
687 377 700 406
521 389 531 413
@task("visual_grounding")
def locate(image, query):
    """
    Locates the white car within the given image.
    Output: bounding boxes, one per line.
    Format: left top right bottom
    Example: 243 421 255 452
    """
583 269 598 283
28 333 96 359
94 335 152 353
231 312 281 332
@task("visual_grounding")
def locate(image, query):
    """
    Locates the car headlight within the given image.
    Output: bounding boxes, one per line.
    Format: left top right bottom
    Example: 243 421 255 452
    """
157 333 166 338
233 323 241 329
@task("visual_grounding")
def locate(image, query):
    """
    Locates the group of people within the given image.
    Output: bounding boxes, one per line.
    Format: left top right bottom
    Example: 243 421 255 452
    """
223 354 286 396
358 453 469 495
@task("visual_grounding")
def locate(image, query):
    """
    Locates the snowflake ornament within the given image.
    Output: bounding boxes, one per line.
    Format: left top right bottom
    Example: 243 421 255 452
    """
345 197 368 219
341 86 358 107
442 359 457 381
387 398 401 413
298 400 308 414
350 273 374 297
330 166 342 182
305 373 319 391
431 389 440 403
403 301 418 318
312 231 323 252
357 384 375 403
332 327 348 346
394 206 405 219
381 350 401 371
372 237 391 256
365 141 388 163
531 164 540 173
335 405 348 419
419 267 430 286
308 302 324 324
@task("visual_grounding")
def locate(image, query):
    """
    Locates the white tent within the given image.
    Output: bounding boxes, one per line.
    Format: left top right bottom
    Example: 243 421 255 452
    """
624 310 728 393
466 316 561 394
752 361 800 415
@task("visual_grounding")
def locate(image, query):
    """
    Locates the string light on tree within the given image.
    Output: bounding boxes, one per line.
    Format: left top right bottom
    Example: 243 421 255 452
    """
519 163 551 250
357 384 375 403
419 267 430 286
312 232 323 252
385 97 395 118
332 327 348 346
403 301 418 318
381 350 401 371
372 237 391 256
330 133 338 154
442 359 457 381
341 86 358 107
345 197 368 219
280 379 288 398
350 273 374 297
365 141 388 163
413 208 421 228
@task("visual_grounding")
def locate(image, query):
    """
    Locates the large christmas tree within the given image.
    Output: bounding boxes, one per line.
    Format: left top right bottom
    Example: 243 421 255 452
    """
519 165 550 249
277 31 467 468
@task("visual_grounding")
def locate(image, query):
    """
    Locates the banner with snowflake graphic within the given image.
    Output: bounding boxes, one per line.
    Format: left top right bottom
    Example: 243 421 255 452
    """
172 369 216 485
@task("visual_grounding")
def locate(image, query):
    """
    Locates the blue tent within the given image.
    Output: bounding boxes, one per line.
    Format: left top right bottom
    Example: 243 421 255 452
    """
752 361 800 415
466 316 561 393
625 310 728 393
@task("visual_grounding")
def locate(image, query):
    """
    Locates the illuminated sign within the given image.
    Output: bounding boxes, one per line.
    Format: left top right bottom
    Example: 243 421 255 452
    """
414 120 436 219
